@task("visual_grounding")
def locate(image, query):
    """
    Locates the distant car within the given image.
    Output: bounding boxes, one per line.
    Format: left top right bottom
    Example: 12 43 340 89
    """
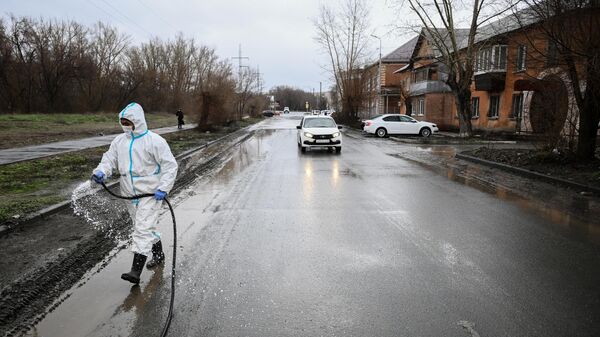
297 116 342 153
312 110 320 115
362 114 439 138
262 110 274 117
284 107 290 113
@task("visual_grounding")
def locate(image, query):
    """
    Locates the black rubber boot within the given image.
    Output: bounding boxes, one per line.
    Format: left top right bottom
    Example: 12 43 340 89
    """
121 253 147 284
146 241 165 269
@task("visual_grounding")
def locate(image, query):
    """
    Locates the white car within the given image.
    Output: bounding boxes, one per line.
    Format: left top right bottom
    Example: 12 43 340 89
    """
363 114 439 138
284 107 290 113
297 116 342 153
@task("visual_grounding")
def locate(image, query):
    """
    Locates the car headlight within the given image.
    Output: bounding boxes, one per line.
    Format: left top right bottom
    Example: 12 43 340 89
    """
304 132 314 138
332 132 340 138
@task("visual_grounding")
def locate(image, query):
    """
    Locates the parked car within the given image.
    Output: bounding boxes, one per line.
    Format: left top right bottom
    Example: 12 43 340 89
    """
284 107 290 113
362 114 438 138
297 116 342 153
262 110 274 117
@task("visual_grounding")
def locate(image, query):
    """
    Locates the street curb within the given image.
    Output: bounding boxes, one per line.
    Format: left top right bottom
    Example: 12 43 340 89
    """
389 136 517 145
0 125 256 237
455 153 600 195
344 127 517 145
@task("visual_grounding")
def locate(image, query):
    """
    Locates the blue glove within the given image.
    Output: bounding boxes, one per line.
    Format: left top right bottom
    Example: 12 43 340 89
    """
154 189 167 201
91 171 105 184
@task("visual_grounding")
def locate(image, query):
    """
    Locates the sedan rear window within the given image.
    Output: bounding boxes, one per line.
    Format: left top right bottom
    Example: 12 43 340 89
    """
303 118 337 128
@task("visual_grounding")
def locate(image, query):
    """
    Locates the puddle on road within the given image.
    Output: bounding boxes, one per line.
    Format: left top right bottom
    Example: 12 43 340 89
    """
27 129 273 337
395 151 600 245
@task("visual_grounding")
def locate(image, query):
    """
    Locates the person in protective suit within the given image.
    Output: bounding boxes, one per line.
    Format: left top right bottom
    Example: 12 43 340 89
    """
91 102 178 284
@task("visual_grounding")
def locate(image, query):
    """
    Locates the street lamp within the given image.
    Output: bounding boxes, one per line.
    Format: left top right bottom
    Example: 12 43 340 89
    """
371 34 382 115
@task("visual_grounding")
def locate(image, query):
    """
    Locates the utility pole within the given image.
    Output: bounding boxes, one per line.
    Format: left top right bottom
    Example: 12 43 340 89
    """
231 44 249 120
255 65 263 94
232 44 249 86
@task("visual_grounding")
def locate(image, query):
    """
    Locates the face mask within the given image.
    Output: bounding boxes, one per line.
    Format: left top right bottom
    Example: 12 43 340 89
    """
122 125 133 134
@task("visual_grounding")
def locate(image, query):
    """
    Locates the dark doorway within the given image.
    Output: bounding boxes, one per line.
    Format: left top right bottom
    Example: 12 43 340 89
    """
529 75 568 135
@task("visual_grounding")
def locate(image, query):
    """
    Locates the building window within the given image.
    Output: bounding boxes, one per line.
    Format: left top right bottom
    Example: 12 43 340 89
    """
471 97 480 118
515 45 527 71
547 40 559 66
412 97 425 116
475 45 508 72
511 93 523 119
413 68 429 83
488 95 500 118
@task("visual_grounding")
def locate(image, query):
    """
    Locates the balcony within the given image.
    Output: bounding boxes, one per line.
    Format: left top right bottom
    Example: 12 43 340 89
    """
474 72 506 92
408 80 451 96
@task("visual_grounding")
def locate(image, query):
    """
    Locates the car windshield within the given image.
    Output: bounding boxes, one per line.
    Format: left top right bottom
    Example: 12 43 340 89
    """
303 118 337 128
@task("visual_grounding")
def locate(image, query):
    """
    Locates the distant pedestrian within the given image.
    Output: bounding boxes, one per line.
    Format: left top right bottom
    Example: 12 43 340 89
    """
176 108 185 129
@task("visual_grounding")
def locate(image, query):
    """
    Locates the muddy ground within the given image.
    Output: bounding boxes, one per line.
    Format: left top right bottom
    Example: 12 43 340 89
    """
0 128 254 336
463 147 600 189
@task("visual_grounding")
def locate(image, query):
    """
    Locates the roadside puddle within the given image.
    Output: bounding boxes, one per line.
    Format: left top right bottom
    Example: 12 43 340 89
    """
391 149 600 246
26 130 272 337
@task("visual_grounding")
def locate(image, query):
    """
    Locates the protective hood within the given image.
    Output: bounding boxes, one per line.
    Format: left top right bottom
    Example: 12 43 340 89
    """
119 102 148 136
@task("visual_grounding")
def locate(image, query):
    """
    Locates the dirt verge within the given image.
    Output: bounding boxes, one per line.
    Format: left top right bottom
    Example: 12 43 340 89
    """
0 126 257 336
462 147 600 189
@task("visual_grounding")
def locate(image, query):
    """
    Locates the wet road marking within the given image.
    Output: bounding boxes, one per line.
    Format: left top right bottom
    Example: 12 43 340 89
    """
458 320 481 337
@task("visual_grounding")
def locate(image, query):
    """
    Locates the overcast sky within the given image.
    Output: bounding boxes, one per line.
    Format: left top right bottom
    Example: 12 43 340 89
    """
3 0 417 92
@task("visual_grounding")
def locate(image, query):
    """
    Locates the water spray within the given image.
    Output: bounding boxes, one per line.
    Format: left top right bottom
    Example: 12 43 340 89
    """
99 182 176 337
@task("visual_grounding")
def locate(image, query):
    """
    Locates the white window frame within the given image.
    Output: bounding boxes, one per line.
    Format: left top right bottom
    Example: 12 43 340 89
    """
475 45 508 72
511 93 523 119
418 98 425 116
472 97 480 118
488 95 500 118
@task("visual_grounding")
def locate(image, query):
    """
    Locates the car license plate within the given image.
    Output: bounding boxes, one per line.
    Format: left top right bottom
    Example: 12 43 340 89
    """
316 139 328 143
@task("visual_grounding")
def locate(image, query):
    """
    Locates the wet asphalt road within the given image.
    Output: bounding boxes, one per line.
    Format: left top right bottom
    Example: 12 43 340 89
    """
29 113 600 337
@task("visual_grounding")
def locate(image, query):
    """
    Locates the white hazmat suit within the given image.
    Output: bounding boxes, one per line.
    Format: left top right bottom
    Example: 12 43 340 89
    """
93 103 178 256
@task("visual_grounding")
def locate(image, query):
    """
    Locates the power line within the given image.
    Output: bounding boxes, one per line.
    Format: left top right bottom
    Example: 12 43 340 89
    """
135 0 179 34
97 0 154 39
86 0 133 32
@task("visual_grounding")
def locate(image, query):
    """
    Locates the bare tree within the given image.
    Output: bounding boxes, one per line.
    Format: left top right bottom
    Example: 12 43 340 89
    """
193 46 236 128
509 0 600 161
235 66 260 119
80 22 129 111
269 86 317 111
29 19 89 112
0 14 240 126
314 0 371 124
404 0 515 137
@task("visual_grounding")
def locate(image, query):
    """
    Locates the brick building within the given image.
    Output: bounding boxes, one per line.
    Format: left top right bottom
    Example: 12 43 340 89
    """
386 10 592 136
364 36 418 119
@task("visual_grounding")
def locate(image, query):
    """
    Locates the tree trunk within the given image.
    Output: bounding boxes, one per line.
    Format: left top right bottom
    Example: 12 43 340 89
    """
454 88 473 137
575 73 600 161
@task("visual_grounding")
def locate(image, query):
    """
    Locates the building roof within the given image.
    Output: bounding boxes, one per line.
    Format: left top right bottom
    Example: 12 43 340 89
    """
388 7 543 74
381 35 419 63
474 7 541 44
415 27 471 58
